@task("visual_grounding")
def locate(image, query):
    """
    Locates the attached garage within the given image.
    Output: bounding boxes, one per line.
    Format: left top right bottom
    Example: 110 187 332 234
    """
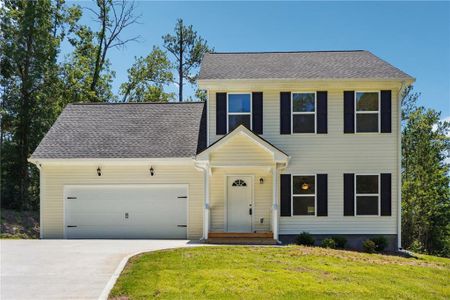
64 185 188 239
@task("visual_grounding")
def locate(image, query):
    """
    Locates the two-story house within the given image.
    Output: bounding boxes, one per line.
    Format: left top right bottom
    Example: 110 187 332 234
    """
29 50 414 250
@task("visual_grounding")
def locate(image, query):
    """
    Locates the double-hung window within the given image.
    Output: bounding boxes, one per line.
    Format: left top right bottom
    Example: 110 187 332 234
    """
292 92 316 133
355 92 379 133
292 175 316 216
227 93 251 132
355 174 379 215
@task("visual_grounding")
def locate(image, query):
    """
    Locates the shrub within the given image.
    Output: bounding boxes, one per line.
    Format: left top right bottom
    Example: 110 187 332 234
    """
321 238 336 249
296 232 315 246
371 236 388 252
362 239 376 253
331 236 347 249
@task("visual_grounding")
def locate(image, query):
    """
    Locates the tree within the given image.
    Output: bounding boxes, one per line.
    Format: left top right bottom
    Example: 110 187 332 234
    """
401 87 450 256
120 47 174 102
162 19 212 102
86 0 140 101
0 0 69 209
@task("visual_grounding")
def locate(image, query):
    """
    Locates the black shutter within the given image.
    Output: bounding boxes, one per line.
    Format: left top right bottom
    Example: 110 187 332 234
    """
216 93 227 135
381 173 392 216
381 90 392 133
280 174 291 216
252 92 263 134
344 91 355 133
280 92 291 134
316 174 328 216
344 173 355 216
316 91 328 134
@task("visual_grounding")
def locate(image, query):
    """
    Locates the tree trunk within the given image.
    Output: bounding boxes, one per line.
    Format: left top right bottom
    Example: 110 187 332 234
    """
178 21 183 102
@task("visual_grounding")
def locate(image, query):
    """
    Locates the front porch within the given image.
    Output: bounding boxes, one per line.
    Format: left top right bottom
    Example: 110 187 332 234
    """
195 125 290 242
206 232 277 245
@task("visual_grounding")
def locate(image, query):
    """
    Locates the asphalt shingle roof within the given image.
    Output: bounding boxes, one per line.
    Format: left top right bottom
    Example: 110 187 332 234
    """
199 50 413 80
31 102 206 159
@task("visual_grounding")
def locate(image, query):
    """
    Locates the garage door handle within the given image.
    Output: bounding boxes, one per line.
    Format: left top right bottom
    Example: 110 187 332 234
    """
177 196 187 199
177 225 187 227
67 225 77 228
67 197 77 199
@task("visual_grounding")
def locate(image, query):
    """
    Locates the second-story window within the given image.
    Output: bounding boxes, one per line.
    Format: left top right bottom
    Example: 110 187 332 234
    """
292 92 316 133
227 93 251 132
355 92 379 133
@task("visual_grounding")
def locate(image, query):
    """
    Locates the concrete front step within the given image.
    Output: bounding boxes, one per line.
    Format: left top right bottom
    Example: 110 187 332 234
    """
206 238 278 245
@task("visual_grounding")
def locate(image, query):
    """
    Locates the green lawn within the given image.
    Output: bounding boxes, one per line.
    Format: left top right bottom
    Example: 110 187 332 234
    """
109 246 450 300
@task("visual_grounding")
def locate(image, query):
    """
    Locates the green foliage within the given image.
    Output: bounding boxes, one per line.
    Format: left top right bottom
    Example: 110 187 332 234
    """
331 236 348 249
295 232 315 246
321 238 336 249
162 18 212 101
363 239 377 253
120 47 174 102
401 87 450 257
370 236 388 252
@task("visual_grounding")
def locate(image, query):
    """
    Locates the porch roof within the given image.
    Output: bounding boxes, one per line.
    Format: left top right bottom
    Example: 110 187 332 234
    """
196 125 290 165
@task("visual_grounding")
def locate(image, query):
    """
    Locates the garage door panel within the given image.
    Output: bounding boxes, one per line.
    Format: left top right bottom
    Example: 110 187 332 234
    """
64 185 188 239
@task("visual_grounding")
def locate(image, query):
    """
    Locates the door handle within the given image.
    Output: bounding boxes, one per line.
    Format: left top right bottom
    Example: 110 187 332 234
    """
249 208 252 215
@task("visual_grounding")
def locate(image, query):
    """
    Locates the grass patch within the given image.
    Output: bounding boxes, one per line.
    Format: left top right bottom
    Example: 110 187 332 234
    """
109 246 450 299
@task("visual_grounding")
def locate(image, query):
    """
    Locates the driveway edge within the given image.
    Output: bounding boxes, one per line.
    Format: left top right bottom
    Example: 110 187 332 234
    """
99 245 204 300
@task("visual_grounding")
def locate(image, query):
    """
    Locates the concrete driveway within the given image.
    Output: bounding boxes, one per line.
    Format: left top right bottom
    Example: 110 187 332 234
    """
1 239 201 300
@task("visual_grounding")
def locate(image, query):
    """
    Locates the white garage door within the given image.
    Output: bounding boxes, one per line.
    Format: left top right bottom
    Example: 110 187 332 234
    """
64 185 188 239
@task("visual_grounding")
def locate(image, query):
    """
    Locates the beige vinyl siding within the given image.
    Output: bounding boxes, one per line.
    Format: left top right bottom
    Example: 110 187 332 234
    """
209 168 272 232
39 164 203 239
207 82 400 235
210 133 274 166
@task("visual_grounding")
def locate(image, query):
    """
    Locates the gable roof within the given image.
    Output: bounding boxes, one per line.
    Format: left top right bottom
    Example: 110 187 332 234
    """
196 125 289 163
199 50 413 81
31 102 206 159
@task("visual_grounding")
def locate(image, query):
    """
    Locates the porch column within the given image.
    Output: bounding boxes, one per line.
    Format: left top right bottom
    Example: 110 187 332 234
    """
272 166 279 241
202 166 210 240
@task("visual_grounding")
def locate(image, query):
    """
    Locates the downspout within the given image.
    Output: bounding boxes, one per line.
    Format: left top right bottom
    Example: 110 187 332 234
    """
397 82 406 250
194 159 210 240
31 159 44 239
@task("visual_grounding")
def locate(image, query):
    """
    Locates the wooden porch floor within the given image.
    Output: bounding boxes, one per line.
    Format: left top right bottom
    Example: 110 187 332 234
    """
206 232 278 245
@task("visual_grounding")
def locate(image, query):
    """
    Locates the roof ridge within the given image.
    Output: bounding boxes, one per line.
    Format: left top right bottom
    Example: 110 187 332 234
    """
69 102 205 105
209 50 367 54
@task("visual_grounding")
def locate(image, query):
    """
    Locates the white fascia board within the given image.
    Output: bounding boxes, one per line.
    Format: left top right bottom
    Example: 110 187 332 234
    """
28 157 195 167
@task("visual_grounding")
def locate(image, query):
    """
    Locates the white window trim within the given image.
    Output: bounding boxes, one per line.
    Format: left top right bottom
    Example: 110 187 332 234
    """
291 92 317 134
226 92 252 133
354 174 381 216
354 91 380 133
291 174 317 217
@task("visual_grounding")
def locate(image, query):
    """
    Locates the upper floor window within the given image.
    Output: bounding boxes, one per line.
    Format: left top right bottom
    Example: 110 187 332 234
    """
292 175 316 216
292 92 316 133
227 93 251 132
355 174 379 216
355 92 379 133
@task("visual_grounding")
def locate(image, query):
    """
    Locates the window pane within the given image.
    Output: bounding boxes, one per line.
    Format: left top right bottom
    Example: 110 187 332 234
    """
356 113 378 132
293 196 315 215
293 114 315 133
293 93 315 112
228 94 251 113
356 175 378 194
293 176 315 195
357 196 378 215
356 92 378 111
228 115 250 131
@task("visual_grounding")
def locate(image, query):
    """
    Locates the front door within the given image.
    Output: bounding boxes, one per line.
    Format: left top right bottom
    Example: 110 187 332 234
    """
227 176 252 232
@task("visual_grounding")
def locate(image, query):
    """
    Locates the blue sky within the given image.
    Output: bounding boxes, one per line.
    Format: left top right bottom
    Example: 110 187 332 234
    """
67 1 450 118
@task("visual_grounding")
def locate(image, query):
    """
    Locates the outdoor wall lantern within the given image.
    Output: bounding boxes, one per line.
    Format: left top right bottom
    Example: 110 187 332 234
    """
97 167 102 176
150 166 154 176
259 178 264 184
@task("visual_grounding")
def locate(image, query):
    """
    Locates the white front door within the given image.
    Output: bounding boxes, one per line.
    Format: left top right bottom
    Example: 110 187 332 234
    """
227 176 252 232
